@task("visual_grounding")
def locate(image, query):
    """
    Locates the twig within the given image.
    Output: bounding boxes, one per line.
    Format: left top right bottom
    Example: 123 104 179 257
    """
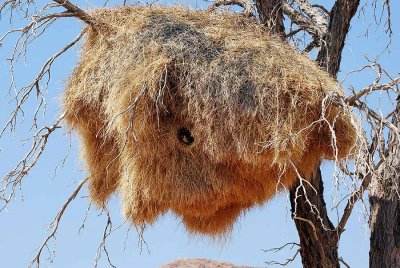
339 257 351 268
263 242 300 253
0 113 66 212
336 154 388 235
29 177 89 267
346 78 400 105
94 208 117 268
265 249 301 266
1 29 86 139
351 99 399 135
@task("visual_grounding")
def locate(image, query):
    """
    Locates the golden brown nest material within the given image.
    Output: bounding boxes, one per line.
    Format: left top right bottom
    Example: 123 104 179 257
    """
63 6 357 236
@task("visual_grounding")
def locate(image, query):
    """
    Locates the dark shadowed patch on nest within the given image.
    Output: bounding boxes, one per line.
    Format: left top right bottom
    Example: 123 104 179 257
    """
140 14 223 63
238 81 257 109
63 6 358 237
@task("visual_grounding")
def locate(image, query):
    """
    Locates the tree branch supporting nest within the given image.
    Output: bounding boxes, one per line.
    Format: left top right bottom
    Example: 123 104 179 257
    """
281 1 327 38
52 0 95 26
254 0 284 36
286 1 362 267
206 0 254 16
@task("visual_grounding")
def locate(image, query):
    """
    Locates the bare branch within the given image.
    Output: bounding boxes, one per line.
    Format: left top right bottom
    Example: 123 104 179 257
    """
351 99 399 135
346 78 400 105
339 257 351 268
336 156 387 235
263 242 300 253
292 0 328 27
1 29 85 139
311 4 330 16
29 177 89 267
0 113 65 211
265 250 301 266
94 208 117 268
51 0 95 26
264 242 301 267
206 0 254 16
281 1 327 38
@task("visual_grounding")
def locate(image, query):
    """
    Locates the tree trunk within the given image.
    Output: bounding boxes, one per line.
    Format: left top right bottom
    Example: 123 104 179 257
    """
288 1 360 266
316 0 360 76
369 99 400 268
254 0 284 36
253 1 363 266
290 168 340 268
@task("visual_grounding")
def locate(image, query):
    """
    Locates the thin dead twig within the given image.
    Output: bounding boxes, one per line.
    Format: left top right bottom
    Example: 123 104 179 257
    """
29 177 89 267
337 153 388 235
1 29 86 139
264 242 300 266
346 78 400 105
94 208 117 268
0 113 66 212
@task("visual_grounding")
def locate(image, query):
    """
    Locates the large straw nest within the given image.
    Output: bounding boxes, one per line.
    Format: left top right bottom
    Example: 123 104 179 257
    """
63 6 357 236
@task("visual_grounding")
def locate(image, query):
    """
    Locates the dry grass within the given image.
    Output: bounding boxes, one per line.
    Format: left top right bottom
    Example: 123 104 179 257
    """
63 6 357 236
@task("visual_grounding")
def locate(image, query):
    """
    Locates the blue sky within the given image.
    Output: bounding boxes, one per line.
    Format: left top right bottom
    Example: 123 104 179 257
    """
0 1 399 267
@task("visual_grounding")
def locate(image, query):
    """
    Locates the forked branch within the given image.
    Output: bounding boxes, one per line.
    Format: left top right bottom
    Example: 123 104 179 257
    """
336 155 388 235
0 114 66 212
29 177 89 267
51 0 95 26
281 1 327 38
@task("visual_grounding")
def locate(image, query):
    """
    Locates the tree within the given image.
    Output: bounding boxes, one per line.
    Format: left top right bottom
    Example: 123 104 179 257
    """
0 0 398 267
369 96 400 266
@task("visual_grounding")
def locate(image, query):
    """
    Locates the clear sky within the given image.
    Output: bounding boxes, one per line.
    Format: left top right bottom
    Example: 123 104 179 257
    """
0 1 399 267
